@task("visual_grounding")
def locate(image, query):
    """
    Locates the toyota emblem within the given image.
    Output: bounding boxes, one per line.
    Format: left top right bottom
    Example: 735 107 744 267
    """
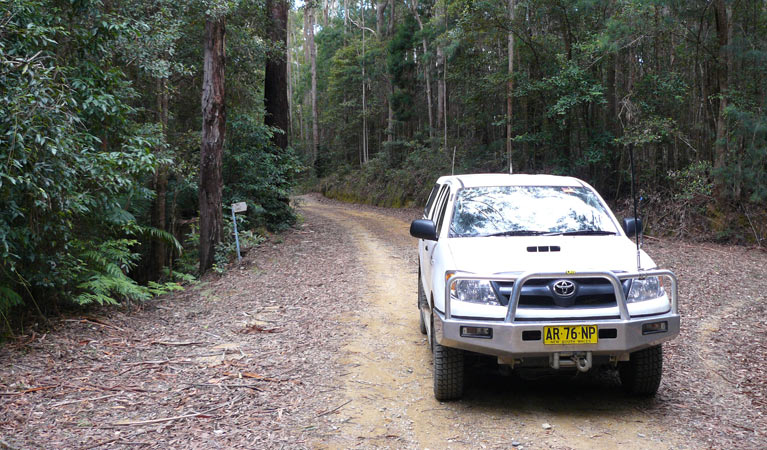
552 280 576 297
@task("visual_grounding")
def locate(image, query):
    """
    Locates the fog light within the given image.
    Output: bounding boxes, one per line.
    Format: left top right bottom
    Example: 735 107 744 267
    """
642 321 667 335
460 326 493 339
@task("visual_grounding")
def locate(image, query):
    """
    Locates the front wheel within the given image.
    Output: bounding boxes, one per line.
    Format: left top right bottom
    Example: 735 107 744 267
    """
619 345 663 396
433 331 464 401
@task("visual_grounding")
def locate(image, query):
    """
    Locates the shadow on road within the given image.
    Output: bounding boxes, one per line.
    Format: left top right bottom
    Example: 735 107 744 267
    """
461 357 662 417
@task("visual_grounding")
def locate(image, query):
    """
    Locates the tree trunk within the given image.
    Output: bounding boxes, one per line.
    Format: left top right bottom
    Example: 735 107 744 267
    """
308 4 319 163
506 0 515 173
436 45 444 129
199 17 226 275
388 0 395 35
264 0 290 150
713 0 732 185
410 1 434 141
303 8 312 157
286 13 293 146
149 76 169 280
376 0 386 37
361 0 368 164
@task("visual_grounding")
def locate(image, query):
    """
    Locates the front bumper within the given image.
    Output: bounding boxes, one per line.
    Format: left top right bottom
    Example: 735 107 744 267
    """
433 310 680 358
435 269 680 359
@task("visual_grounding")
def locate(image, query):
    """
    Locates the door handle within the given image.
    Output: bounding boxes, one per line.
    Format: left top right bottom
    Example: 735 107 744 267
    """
425 245 429 251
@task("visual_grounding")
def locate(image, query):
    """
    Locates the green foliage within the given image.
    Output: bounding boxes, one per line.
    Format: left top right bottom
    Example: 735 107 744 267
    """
720 104 767 203
211 215 266 274
0 0 189 315
668 161 714 201
73 239 181 305
321 142 451 207
223 114 302 231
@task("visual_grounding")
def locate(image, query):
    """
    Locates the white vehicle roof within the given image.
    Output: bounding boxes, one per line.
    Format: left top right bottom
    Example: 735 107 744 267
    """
436 173 587 188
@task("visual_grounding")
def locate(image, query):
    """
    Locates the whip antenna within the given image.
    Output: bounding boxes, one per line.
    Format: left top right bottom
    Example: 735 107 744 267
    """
451 146 456 175
629 144 641 271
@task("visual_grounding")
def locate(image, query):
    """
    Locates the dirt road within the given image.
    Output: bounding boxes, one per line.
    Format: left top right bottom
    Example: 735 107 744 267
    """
301 195 691 449
2 194 765 449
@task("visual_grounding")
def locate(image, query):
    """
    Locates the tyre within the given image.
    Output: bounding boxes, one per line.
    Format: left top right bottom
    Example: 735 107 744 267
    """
619 344 663 396
433 333 464 401
418 272 427 335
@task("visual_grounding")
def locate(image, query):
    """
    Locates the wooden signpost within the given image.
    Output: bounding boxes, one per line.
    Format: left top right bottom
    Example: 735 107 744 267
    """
231 202 247 264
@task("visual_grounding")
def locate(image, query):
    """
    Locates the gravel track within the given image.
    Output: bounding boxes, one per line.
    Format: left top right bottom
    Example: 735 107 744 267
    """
1 193 765 449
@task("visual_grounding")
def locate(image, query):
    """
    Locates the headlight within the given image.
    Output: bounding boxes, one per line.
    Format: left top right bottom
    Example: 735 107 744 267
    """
627 276 665 303
450 279 500 306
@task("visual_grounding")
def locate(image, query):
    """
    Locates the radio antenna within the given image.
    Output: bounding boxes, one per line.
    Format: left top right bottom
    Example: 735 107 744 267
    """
629 144 641 271
451 146 456 175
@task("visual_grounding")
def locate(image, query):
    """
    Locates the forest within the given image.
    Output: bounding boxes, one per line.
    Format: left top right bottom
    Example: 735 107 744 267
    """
293 0 767 236
0 0 299 327
1 0 766 327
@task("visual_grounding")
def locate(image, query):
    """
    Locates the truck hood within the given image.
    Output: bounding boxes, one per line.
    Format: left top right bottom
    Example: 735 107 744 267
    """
446 235 654 275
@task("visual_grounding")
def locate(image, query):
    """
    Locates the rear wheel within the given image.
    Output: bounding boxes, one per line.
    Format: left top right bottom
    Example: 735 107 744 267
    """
619 345 663 396
433 329 464 401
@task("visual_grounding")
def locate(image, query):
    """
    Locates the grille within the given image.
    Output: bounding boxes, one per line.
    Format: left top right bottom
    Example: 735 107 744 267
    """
491 278 630 309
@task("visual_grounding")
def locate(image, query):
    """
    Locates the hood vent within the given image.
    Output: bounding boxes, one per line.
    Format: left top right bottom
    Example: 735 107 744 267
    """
527 245 561 253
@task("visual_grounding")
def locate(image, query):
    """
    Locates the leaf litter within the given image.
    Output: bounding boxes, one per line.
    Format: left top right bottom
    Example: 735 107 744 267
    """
0 193 766 449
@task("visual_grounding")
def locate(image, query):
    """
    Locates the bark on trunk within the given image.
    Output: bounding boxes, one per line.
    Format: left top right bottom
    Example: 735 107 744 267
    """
361 0 368 164
410 1 434 141
303 8 312 156
199 18 226 275
388 0 395 35
286 13 293 145
376 0 386 37
436 45 444 128
149 77 169 280
308 4 319 163
506 0 515 173
264 0 290 150
713 0 732 177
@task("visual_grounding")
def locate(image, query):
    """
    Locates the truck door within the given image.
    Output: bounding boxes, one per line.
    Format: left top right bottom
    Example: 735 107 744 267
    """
421 184 450 302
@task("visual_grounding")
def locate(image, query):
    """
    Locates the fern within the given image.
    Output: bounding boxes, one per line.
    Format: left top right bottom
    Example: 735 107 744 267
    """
161 268 197 283
72 239 148 305
0 286 23 310
80 239 141 274
147 281 184 296
0 286 23 332
124 223 183 255
75 273 151 305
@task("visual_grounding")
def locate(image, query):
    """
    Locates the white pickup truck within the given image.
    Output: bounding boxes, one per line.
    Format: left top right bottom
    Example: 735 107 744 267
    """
410 174 680 401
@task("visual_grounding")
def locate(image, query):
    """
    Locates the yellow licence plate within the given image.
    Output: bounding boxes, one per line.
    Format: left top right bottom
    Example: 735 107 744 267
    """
543 325 598 345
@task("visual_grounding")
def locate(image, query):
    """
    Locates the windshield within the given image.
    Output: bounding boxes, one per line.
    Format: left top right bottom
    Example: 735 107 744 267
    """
449 185 618 237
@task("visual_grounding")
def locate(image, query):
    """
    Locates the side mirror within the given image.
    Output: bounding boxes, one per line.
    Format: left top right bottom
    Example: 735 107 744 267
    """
622 217 643 238
410 219 438 241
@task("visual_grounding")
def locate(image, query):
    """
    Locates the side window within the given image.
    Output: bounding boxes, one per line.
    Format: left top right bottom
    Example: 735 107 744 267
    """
423 184 440 217
428 185 450 224
434 188 452 237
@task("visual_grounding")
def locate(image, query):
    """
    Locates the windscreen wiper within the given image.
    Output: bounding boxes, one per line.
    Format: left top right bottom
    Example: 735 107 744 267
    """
544 230 617 236
485 230 548 237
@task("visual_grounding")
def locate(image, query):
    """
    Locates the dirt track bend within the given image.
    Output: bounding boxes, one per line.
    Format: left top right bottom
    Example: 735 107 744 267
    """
2 194 763 449
299 195 694 450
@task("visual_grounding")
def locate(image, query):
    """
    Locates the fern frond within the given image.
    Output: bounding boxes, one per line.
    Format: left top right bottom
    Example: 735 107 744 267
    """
76 273 151 305
0 286 23 310
126 223 183 255
147 281 184 296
